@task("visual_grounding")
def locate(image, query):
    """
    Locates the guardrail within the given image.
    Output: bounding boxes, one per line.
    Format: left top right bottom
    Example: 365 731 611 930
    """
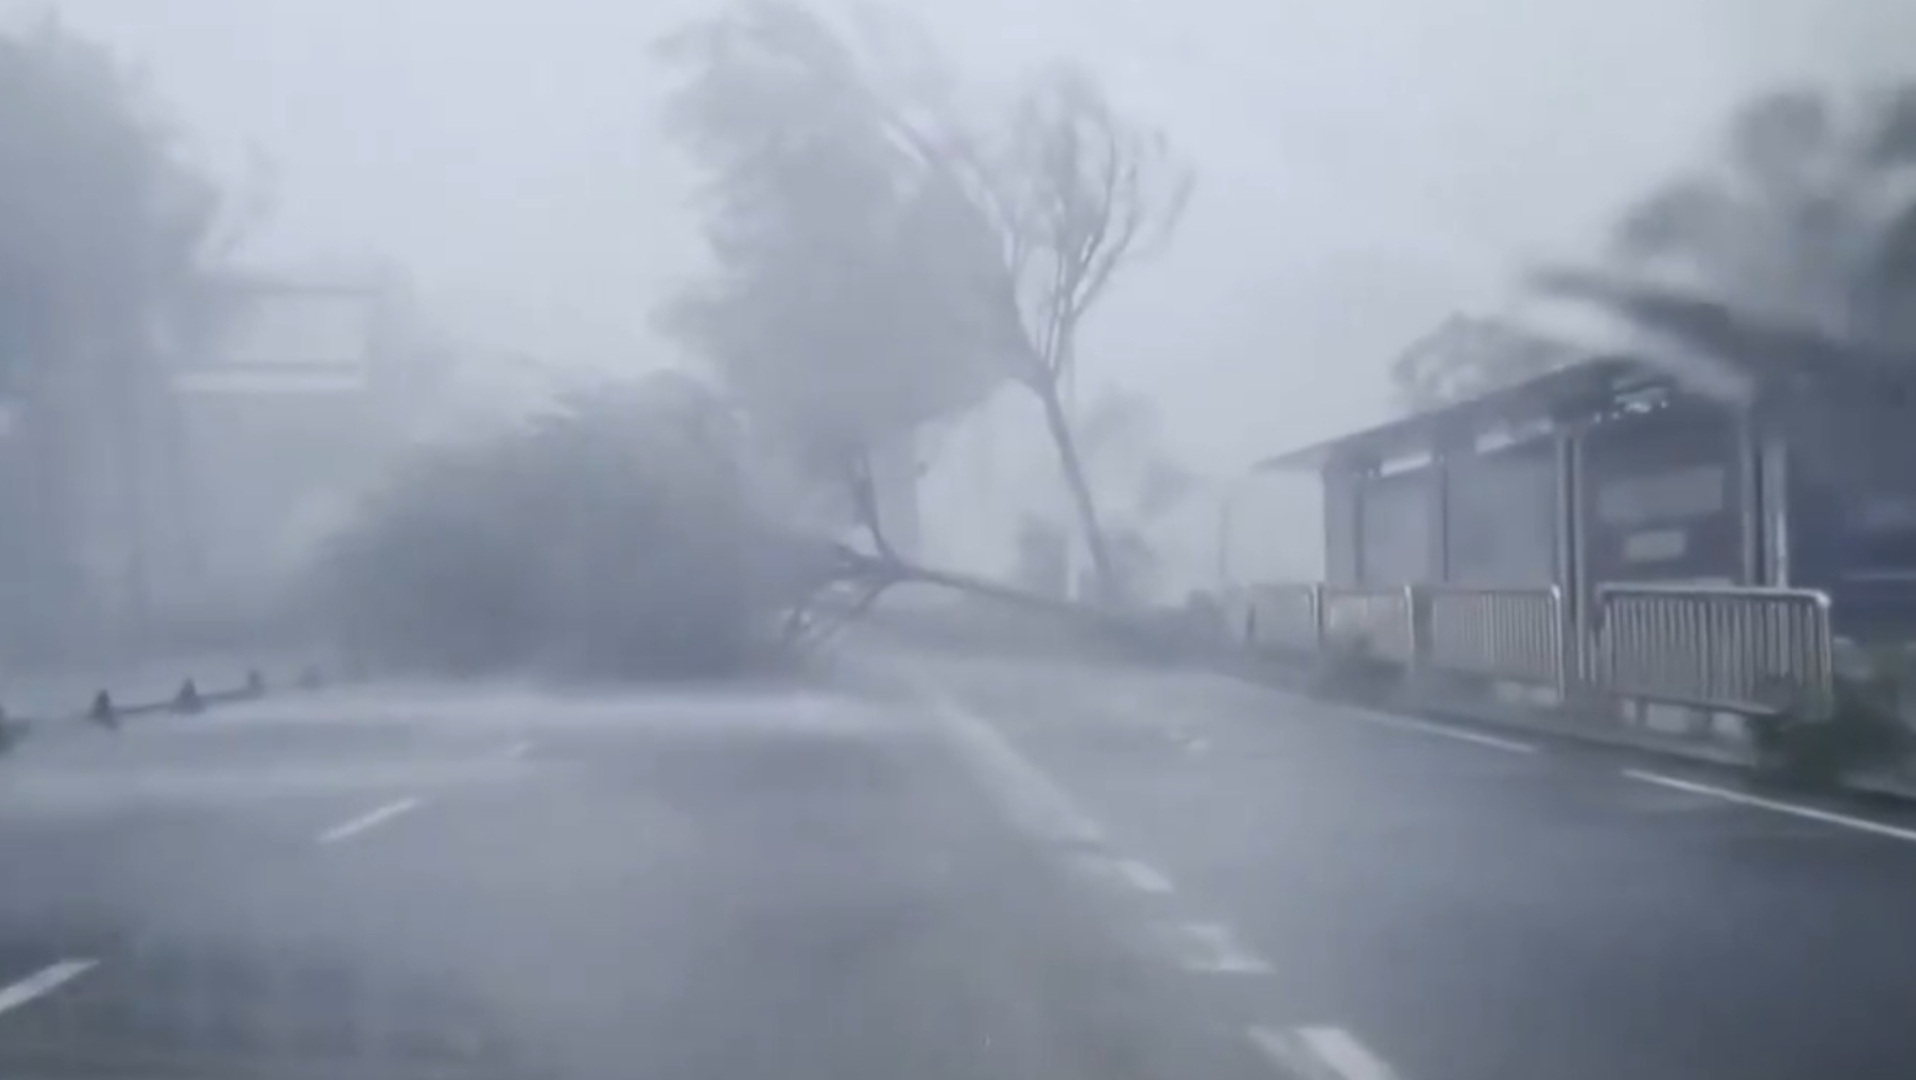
1246 583 1321 655
1423 585 1566 692
1230 579 1835 722
1595 583 1835 720
1321 586 1417 665
0 656 342 751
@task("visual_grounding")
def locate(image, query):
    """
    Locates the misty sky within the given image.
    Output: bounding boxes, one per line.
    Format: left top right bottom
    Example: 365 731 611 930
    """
13 0 1916 471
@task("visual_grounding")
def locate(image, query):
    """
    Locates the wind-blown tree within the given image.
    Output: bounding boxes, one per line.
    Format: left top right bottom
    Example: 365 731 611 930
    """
1072 387 1197 602
656 1 1193 607
0 20 233 656
327 2 1138 677
322 372 808 676
656 0 1008 555
1386 313 1587 410
1600 86 1916 345
1530 84 1916 492
962 67 1194 603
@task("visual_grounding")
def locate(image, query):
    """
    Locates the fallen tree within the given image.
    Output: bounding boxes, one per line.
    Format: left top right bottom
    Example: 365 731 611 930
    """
316 366 1103 677
657 0 1195 606
319 2 1204 678
322 374 777 677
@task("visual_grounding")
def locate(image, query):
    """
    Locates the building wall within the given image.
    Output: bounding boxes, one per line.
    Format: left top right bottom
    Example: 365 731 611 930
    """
1444 436 1559 585
1575 401 1746 600
1215 469 1324 589
1357 468 1437 585
1780 404 1916 638
155 278 413 628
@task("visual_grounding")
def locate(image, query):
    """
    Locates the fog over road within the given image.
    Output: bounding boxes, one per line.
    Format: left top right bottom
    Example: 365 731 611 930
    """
3 642 1915 1079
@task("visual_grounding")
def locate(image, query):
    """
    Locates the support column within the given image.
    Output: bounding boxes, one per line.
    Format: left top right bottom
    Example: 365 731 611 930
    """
1323 463 1362 586
1737 410 1763 586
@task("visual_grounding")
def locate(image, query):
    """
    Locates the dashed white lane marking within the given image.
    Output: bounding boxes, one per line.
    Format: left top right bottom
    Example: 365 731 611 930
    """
1337 707 1537 755
929 696 1106 846
0 960 98 1017
317 796 424 844
1164 921 1273 974
1250 1025 1402 1080
1624 770 1916 844
1075 853 1179 895
501 740 533 759
1112 857 1176 894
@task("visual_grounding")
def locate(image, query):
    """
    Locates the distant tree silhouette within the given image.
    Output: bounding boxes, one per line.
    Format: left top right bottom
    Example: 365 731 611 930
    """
0 19 238 657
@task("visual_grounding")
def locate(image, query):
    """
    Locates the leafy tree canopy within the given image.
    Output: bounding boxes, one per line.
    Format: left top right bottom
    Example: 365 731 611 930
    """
0 20 226 391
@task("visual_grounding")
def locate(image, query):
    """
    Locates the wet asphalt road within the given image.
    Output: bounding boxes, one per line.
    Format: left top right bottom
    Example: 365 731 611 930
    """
1 645 1915 1080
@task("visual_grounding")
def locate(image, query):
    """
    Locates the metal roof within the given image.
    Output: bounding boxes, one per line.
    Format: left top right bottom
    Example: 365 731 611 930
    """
1259 274 1916 474
1255 356 1660 472
1530 269 1916 391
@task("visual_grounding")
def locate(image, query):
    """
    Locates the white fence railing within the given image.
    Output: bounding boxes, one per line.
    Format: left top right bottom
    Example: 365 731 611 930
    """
1423 585 1566 691
1245 583 1322 655
1320 586 1417 665
1232 580 1836 720
1595 584 1835 720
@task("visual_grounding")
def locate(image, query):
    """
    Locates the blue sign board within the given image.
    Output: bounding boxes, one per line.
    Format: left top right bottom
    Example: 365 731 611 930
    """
1577 402 1745 601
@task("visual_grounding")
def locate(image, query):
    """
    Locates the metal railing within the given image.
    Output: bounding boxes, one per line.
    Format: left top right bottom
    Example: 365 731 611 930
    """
1421 585 1565 691
1246 583 1321 656
1595 583 1835 720
1320 586 1416 665
1232 579 1836 721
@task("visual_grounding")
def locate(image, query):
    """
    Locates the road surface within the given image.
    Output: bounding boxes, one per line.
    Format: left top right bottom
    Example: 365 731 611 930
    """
1 644 1914 1079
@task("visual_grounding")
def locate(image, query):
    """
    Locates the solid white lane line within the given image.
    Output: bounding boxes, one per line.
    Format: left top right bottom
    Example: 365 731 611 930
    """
1112 857 1176 895
1249 1025 1403 1080
1339 707 1537 755
0 960 98 1017
930 696 1107 846
1247 1027 1303 1075
1624 770 1916 844
1297 1026 1402 1080
317 796 424 844
1167 922 1272 974
1076 853 1178 895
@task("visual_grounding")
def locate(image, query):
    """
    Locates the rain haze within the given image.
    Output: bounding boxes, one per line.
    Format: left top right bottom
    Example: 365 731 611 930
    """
3 1 1916 1079
20 0 1913 457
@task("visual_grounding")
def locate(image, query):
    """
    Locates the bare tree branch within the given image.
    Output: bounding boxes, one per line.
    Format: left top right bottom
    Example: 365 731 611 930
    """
842 446 897 563
968 65 1195 601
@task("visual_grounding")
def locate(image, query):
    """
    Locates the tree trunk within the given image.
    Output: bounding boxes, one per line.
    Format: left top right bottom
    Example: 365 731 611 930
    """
112 357 154 661
1034 381 1118 604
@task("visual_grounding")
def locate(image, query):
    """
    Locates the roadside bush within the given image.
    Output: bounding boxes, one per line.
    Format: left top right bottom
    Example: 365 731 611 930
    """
1751 661 1913 789
320 374 798 679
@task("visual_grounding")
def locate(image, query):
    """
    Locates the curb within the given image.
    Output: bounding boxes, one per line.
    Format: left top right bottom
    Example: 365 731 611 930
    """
0 656 348 754
1210 652 1916 805
1839 769 1916 802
